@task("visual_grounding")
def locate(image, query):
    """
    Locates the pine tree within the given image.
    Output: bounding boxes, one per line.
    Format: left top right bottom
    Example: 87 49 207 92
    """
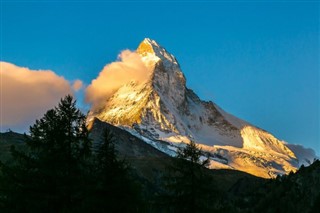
161 141 216 212
0 95 91 213
84 128 142 213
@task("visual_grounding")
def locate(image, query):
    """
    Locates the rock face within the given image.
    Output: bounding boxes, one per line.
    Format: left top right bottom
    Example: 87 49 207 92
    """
88 38 316 178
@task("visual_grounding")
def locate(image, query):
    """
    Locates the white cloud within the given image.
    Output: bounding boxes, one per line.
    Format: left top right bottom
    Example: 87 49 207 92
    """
85 50 152 110
0 62 75 132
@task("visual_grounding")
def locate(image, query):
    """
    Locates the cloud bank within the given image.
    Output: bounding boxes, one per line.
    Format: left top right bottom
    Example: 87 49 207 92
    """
85 50 152 110
0 62 81 132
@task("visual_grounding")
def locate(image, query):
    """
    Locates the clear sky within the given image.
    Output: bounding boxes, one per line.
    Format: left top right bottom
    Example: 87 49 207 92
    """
1 1 319 154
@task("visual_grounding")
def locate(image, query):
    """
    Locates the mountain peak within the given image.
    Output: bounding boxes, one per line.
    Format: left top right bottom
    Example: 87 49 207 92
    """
136 38 179 69
142 38 160 47
137 38 157 56
136 38 187 111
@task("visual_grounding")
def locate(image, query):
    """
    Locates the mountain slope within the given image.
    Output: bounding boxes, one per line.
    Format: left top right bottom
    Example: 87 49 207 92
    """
89 119 263 196
0 131 26 162
88 38 316 178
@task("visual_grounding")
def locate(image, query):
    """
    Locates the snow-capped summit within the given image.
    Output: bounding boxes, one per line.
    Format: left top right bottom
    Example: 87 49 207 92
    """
137 38 179 69
88 38 316 178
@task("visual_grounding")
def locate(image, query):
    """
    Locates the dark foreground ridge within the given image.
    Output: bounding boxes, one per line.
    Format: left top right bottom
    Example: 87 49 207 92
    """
1 119 319 212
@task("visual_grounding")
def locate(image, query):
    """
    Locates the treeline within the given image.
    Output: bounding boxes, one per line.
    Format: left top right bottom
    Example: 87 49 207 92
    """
0 96 219 212
228 159 320 213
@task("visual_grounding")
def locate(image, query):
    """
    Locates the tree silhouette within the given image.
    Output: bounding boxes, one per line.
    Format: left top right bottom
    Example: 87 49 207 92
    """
84 128 142 212
0 95 91 213
161 141 216 212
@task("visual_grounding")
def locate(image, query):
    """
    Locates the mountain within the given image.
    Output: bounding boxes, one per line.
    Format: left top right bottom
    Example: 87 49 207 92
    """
88 38 316 178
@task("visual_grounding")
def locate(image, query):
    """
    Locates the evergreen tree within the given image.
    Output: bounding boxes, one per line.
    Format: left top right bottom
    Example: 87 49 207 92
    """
161 141 216 212
84 128 142 213
0 95 91 213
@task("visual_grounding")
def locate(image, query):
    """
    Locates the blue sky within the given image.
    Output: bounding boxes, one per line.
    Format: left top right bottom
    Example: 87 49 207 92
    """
1 1 319 154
